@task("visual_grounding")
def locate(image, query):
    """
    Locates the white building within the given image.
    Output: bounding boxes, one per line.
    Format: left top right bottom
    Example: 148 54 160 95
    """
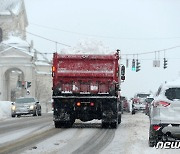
0 0 52 112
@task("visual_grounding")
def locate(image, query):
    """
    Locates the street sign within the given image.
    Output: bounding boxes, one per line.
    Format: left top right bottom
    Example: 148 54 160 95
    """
153 60 160 67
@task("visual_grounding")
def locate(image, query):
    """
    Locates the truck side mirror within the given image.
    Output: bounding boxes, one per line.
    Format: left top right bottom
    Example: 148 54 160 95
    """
121 65 125 81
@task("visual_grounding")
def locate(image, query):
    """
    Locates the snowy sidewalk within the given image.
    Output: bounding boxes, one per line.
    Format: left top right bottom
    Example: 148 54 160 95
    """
0 101 12 120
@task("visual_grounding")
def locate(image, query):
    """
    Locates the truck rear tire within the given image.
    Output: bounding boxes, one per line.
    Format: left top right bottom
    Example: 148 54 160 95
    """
54 120 74 128
102 122 109 128
110 122 117 128
118 114 121 124
64 121 74 128
54 121 61 128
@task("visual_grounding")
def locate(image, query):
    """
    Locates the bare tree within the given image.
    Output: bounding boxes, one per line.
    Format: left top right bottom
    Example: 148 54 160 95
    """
35 79 52 113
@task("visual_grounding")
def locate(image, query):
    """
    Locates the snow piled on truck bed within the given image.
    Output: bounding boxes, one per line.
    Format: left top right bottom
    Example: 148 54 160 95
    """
61 39 115 54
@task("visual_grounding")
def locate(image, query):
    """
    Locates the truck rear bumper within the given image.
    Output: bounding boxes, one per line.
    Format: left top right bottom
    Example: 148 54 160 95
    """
53 96 117 99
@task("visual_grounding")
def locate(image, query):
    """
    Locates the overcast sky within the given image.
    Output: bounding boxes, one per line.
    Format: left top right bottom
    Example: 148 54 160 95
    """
24 0 180 98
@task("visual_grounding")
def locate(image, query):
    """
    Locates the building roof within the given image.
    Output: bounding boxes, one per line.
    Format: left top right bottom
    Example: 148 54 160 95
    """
0 0 23 15
0 36 51 66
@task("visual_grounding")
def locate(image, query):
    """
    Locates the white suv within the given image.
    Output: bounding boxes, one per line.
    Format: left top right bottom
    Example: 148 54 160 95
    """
149 79 180 147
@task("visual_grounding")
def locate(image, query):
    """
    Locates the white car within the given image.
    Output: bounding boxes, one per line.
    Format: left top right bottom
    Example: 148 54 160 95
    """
149 79 180 147
133 103 146 111
133 93 150 104
11 97 41 117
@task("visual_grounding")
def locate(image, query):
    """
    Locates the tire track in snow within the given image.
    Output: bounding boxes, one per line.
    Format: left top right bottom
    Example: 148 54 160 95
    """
0 127 64 154
72 129 115 154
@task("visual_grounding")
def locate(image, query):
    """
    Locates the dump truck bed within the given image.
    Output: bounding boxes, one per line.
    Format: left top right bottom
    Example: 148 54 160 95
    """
52 53 119 95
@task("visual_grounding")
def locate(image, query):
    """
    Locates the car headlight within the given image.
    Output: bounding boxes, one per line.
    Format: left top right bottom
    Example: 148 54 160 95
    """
11 105 16 111
30 105 35 110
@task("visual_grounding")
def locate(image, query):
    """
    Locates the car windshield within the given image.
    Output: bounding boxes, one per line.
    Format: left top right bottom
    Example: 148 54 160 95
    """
165 88 180 100
137 94 150 98
121 96 127 101
15 98 35 103
145 98 154 103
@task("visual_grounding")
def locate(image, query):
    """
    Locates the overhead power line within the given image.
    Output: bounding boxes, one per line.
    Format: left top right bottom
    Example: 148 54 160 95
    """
26 31 71 47
23 28 180 58
29 23 180 40
121 45 180 56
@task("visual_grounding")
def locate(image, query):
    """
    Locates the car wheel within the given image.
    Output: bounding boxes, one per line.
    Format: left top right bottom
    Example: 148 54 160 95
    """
121 109 124 114
149 138 156 147
149 125 157 147
33 109 38 116
118 114 121 124
132 110 135 114
11 114 15 118
38 112 42 116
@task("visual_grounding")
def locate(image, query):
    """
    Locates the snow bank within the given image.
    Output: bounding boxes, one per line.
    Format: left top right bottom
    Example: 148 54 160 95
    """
61 39 114 54
0 101 12 119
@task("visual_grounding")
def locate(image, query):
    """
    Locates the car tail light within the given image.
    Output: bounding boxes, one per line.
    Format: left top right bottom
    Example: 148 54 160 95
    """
90 102 95 106
133 98 139 103
153 125 161 131
76 102 81 107
154 101 170 107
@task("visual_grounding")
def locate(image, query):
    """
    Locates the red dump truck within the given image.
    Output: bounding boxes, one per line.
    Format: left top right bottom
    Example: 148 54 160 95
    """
52 50 125 128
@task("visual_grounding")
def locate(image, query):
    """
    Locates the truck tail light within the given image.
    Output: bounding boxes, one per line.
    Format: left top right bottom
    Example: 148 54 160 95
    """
52 66 56 72
52 100 54 111
153 125 161 131
52 66 56 77
76 102 81 107
153 101 170 107
90 102 95 106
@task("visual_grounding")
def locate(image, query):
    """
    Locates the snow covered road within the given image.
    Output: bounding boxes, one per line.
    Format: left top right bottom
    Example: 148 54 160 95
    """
0 112 180 154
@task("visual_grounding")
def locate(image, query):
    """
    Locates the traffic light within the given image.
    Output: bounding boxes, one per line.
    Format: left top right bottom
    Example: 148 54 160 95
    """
163 58 167 69
136 59 141 72
21 81 25 87
27 82 31 88
132 59 136 71
121 65 125 80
